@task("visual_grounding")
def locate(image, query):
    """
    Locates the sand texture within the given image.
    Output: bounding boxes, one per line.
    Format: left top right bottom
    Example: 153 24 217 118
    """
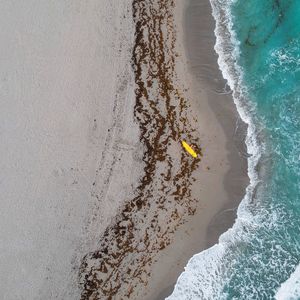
0 0 248 299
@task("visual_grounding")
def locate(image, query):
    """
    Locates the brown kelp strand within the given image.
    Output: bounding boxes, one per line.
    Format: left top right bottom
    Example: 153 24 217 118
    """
79 1 202 299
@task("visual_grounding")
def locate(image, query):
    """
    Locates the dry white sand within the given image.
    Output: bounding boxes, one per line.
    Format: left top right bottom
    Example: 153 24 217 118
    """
0 1 141 299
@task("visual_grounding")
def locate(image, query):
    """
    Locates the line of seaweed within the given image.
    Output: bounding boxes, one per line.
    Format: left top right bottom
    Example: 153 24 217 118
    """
79 1 202 299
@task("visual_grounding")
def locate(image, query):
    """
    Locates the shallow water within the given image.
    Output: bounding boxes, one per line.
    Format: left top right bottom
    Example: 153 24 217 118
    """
168 0 300 299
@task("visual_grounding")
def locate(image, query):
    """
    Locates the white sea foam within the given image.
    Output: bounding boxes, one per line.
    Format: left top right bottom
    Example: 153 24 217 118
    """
275 263 300 300
167 0 264 298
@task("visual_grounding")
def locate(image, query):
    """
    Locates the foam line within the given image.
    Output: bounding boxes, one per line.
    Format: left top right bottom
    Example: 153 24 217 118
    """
167 0 264 298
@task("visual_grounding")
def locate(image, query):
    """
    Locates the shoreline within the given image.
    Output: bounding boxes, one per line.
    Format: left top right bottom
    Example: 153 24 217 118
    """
0 0 248 298
139 0 249 299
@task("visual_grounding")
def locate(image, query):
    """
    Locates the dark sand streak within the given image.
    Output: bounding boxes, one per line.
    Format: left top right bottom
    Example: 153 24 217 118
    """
79 0 203 299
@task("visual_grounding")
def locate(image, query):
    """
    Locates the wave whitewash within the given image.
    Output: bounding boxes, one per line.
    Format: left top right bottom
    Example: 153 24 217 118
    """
169 0 300 299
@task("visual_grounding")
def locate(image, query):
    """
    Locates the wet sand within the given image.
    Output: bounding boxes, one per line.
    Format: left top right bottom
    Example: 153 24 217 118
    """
183 0 249 248
144 0 249 299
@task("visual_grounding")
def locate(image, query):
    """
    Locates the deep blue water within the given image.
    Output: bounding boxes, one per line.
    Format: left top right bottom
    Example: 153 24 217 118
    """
168 0 300 299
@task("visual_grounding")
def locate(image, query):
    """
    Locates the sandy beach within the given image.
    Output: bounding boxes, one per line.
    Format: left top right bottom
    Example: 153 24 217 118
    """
0 0 248 299
79 0 248 299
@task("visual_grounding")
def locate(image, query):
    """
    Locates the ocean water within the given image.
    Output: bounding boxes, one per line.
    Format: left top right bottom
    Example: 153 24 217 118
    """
167 0 300 299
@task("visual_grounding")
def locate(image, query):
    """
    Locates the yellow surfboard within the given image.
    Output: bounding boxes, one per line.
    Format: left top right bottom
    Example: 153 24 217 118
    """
181 140 197 158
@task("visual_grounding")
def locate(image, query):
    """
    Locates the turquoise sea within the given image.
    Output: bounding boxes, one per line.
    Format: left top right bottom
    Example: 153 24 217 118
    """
168 0 300 299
